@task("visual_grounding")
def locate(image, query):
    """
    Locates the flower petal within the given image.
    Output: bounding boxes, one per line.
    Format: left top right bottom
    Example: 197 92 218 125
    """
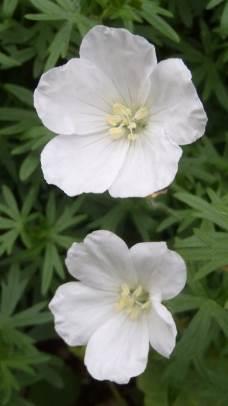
49 282 116 346
80 25 157 106
85 313 149 383
109 128 182 198
41 132 129 196
130 242 186 300
147 58 207 145
34 58 119 135
65 230 137 292
148 301 177 358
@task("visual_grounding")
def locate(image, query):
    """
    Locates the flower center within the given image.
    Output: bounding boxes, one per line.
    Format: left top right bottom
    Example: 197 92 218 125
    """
107 103 148 141
116 284 150 320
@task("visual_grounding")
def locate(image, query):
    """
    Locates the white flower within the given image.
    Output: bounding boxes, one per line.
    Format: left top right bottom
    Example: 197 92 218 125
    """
34 25 207 198
49 230 187 384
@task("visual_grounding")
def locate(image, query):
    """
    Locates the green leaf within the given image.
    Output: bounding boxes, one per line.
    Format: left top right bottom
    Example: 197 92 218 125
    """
12 303 51 328
138 359 168 406
30 0 64 16
21 187 38 217
46 193 56 224
206 0 225 9
0 108 36 122
55 0 74 11
0 51 19 68
2 186 19 219
141 1 180 42
4 84 33 106
174 304 212 365
175 192 228 231
2 0 18 17
1 267 28 316
41 243 64 294
221 2 228 33
19 154 39 181
25 13 65 21
168 293 206 313
45 22 72 70
210 301 228 337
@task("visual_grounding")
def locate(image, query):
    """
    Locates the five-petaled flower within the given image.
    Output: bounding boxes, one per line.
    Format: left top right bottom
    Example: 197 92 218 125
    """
49 230 187 384
34 25 207 198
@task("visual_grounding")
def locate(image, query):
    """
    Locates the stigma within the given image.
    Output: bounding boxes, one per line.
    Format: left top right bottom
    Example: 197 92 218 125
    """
116 284 150 320
107 103 148 141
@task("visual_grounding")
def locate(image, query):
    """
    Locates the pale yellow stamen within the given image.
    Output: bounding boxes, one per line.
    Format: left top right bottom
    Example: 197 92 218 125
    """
134 107 148 121
109 126 126 139
115 284 150 320
112 103 131 116
121 283 130 296
106 114 122 126
107 103 148 141
133 285 143 298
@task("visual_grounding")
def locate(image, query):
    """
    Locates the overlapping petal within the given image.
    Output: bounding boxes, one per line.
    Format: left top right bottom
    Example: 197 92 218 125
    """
109 128 182 197
65 230 137 292
49 282 116 346
41 133 129 196
80 25 157 106
148 301 177 358
147 58 207 145
34 58 119 136
85 313 149 383
130 241 187 300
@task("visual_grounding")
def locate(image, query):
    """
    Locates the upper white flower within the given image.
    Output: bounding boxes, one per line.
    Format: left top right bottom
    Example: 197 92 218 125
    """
49 230 187 384
34 25 207 198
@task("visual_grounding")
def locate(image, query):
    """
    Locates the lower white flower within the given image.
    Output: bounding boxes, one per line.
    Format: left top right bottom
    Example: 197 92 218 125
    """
49 230 187 384
34 25 207 198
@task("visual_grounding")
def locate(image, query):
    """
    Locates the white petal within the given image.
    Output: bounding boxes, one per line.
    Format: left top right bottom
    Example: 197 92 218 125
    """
41 133 129 196
80 25 157 106
147 58 207 145
148 301 177 358
109 128 182 198
65 230 137 292
34 58 119 135
85 313 149 383
49 282 116 346
130 242 187 300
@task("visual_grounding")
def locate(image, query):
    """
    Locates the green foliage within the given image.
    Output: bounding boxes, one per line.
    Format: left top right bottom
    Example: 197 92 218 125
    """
1 0 228 404
0 267 51 404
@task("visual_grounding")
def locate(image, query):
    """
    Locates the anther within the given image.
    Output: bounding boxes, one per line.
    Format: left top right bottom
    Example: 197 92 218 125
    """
109 126 126 139
134 107 148 121
106 114 122 126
